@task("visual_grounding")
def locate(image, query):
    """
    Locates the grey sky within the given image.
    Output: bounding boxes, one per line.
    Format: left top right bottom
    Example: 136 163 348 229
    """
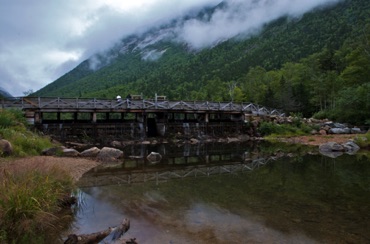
0 0 341 96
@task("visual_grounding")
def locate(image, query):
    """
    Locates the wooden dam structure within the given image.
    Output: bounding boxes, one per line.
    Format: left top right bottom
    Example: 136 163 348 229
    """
1 96 285 141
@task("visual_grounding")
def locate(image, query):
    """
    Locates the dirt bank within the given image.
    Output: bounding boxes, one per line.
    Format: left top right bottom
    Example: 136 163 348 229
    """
0 156 100 182
276 134 358 146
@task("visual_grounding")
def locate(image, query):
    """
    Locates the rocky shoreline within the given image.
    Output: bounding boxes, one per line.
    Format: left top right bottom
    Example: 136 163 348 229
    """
1 133 367 183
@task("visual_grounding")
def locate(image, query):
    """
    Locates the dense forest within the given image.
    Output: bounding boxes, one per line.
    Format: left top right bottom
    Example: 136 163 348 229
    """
33 0 370 126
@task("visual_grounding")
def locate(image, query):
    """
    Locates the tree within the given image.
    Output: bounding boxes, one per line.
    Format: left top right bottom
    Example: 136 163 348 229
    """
23 89 34 96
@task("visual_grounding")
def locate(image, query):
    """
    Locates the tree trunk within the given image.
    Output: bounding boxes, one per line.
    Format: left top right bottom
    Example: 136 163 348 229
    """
64 218 132 244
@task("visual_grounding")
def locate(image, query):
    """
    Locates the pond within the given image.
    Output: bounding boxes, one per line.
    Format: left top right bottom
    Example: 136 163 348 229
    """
65 142 370 243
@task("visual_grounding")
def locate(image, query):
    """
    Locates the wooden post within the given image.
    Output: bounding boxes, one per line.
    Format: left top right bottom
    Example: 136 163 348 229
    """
143 113 147 138
91 112 97 123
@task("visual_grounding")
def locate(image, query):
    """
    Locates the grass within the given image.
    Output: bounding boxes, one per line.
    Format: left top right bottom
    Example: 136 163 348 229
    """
258 121 315 138
0 160 74 243
1 109 75 243
0 109 54 157
354 131 370 148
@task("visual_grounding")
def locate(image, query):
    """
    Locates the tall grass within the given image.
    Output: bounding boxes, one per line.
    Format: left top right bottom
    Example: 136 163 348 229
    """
0 161 74 243
1 109 75 243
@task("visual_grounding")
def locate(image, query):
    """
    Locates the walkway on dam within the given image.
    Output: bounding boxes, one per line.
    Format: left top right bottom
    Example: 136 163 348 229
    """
1 97 285 116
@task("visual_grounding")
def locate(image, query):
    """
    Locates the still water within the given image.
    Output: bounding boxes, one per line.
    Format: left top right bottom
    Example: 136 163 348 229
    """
67 142 370 243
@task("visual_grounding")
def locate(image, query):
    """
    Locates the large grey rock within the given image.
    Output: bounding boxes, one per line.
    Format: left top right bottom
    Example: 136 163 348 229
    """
342 141 360 154
146 152 162 164
350 128 362 134
329 128 350 134
0 139 13 156
333 122 347 128
62 148 80 157
323 122 335 128
319 142 344 152
80 147 100 157
97 147 124 162
319 140 361 158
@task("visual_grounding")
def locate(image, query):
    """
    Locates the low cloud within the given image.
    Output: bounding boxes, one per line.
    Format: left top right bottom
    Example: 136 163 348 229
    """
0 0 342 96
177 0 343 49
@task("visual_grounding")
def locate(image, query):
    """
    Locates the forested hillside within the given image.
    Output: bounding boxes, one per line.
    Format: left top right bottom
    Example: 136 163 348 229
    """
0 88 13 98
33 0 370 125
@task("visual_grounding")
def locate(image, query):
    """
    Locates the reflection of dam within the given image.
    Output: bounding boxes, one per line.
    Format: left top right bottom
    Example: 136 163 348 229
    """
78 142 281 187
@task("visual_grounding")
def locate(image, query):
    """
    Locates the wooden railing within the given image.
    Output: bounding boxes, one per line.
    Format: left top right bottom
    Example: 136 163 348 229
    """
1 97 285 116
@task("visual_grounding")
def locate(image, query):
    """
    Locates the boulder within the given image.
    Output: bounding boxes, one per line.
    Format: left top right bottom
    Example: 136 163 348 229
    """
0 139 13 156
323 122 335 128
97 147 124 162
62 148 80 157
322 125 331 133
329 128 350 134
332 122 346 128
319 140 361 158
342 141 360 154
190 138 199 144
319 142 344 152
350 128 362 134
146 152 162 164
80 147 100 157
42 146 63 156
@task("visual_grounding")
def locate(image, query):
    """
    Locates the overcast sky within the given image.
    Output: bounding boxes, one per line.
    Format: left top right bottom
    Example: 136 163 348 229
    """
0 0 341 97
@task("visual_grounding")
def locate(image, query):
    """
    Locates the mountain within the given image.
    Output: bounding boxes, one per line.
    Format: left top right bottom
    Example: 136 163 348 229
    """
0 87 13 98
32 0 370 125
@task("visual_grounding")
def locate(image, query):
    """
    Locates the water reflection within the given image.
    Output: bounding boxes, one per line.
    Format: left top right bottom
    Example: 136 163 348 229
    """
78 142 280 187
70 143 370 244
